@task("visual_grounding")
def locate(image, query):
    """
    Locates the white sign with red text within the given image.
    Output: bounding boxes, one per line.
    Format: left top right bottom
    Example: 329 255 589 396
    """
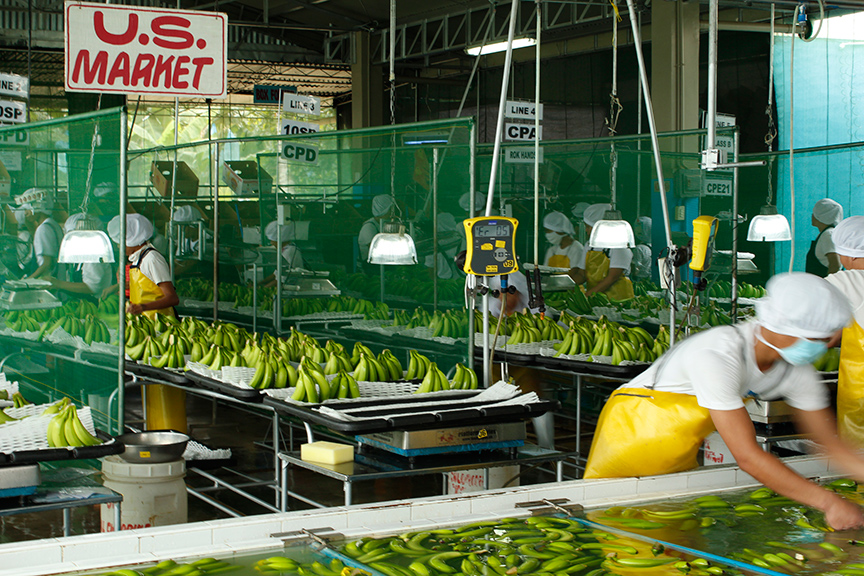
65 2 227 98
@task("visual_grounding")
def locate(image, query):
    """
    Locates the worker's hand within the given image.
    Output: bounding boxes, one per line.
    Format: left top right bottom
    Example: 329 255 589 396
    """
126 302 145 315
585 287 597 296
42 276 57 287
101 285 117 299
824 494 864 530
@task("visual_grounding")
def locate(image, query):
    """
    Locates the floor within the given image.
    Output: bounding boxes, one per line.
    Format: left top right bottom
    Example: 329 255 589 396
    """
0 385 577 544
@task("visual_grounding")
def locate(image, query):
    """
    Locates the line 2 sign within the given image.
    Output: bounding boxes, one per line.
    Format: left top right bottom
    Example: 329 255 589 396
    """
65 2 228 98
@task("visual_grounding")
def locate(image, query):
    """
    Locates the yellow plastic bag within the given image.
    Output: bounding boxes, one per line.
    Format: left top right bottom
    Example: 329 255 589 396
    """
838 320 864 447
584 388 715 479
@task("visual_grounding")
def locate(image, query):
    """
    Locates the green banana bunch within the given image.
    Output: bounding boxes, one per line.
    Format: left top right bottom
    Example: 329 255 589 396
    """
291 366 322 403
610 339 637 365
539 317 567 341
415 362 448 393
405 350 431 380
351 342 375 367
8 314 41 333
330 371 361 399
590 324 614 357
323 353 342 376
813 347 841 372
302 342 327 364
11 392 30 408
554 323 595 356
449 363 479 390
47 404 101 447
42 396 70 415
0 407 16 424
149 336 189 370
377 349 403 381
97 293 120 315
352 352 388 382
82 314 112 345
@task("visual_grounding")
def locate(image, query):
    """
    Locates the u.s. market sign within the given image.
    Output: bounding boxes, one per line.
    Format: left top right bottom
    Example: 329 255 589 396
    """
65 2 227 98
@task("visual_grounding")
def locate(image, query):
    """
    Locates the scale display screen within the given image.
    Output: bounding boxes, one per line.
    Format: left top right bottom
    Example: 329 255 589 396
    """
462 216 519 276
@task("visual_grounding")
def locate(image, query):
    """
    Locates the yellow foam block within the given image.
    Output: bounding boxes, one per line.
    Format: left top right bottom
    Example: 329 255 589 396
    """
300 441 354 465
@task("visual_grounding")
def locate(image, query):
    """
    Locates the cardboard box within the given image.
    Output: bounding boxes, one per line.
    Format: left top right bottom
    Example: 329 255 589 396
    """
150 161 199 197
222 161 273 196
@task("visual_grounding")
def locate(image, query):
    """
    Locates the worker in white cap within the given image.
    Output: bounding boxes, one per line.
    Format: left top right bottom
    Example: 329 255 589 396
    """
358 195 395 264
107 213 185 433
17 191 66 281
2 204 34 276
260 221 304 289
567 203 634 300
44 214 113 296
543 211 583 269
807 198 843 276
173 205 211 256
571 202 591 244
106 213 178 318
825 216 864 447
459 193 485 215
586 272 864 530
631 216 653 280
424 213 465 280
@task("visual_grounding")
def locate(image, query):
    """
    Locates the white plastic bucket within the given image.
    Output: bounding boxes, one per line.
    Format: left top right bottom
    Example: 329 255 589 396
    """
100 455 187 532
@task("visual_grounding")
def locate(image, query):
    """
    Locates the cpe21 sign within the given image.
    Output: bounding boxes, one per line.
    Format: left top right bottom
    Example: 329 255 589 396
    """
65 2 227 98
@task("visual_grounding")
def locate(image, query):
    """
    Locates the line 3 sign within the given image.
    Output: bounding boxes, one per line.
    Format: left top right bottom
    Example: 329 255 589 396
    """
65 2 228 98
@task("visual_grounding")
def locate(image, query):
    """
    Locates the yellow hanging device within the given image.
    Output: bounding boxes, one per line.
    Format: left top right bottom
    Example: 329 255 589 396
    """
463 216 519 276
690 215 719 290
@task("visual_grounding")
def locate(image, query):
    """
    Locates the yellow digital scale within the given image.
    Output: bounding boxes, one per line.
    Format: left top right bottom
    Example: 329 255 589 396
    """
462 216 519 277
690 215 719 289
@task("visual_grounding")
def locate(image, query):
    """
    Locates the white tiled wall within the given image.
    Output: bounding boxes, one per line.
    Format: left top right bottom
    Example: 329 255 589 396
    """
0 456 841 576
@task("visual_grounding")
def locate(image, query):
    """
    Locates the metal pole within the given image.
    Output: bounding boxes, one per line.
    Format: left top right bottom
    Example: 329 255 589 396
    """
275 204 282 335
623 0 675 343
467 123 476 367
484 0 520 218
432 148 439 309
212 142 220 324
706 0 718 151
482 293 490 386
252 263 258 334
118 106 128 435
169 98 179 279
533 0 541 266
731 130 739 322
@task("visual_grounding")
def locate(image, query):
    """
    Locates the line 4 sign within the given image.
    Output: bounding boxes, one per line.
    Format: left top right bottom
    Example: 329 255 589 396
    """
65 2 228 97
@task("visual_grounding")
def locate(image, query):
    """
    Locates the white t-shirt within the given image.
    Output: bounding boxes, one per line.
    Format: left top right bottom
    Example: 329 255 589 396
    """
826 269 864 328
544 240 584 269
815 228 837 267
577 247 633 271
33 218 62 267
486 272 541 317
281 244 304 270
623 321 827 412
128 244 171 286
631 244 653 279
82 263 113 295
358 219 379 260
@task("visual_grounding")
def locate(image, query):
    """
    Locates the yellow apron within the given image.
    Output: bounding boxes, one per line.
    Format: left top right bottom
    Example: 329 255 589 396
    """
837 320 864 446
586 250 634 301
584 388 716 478
129 248 186 433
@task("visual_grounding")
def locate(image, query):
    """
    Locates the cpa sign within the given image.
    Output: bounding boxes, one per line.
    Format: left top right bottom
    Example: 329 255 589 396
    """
281 142 319 165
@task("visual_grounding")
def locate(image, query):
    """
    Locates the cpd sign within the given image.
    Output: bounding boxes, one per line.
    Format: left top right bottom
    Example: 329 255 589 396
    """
281 142 319 165
65 2 228 97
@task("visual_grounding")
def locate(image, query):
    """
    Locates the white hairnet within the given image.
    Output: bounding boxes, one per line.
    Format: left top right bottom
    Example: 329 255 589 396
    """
583 203 612 227
174 206 202 222
831 216 864 258
756 272 851 338
265 221 296 242
812 198 843 226
572 202 591 220
372 195 395 218
459 193 485 213
13 204 32 226
437 213 462 234
636 216 652 244
543 212 575 236
64 213 86 233
107 214 154 246
93 182 116 198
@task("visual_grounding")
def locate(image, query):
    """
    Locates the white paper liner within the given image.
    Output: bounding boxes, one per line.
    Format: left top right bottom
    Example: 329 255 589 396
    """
264 379 421 405
236 306 274 319
183 439 231 461
285 311 363 321
347 319 392 331
398 325 462 344
472 333 561 354
539 346 593 362
180 298 214 309
0 327 41 341
0 404 98 453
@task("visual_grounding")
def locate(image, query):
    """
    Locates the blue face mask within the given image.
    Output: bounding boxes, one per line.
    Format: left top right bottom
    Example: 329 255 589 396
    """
758 330 827 366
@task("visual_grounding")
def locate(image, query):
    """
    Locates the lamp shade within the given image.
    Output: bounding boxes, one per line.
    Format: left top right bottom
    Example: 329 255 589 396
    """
58 230 115 263
588 210 636 249
747 206 791 242
466 37 536 56
368 222 417 265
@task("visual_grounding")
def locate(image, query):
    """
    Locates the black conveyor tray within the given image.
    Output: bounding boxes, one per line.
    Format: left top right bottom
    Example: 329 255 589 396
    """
185 371 263 402
533 354 651 378
263 391 559 434
125 362 191 385
1 431 124 467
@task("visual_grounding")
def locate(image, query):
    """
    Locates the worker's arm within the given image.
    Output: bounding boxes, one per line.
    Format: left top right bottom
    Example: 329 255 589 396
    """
710 407 864 530
794 407 864 480
44 276 94 295
101 284 119 299
126 281 179 315
568 267 586 285
28 255 56 279
827 252 842 275
586 267 625 296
